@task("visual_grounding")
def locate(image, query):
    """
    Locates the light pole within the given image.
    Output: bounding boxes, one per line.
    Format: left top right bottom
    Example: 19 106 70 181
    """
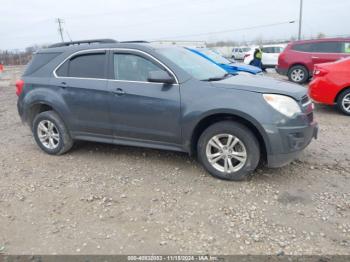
56 18 65 42
298 0 303 40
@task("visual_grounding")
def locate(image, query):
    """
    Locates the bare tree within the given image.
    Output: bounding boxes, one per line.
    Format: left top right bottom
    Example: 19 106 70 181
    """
317 32 326 39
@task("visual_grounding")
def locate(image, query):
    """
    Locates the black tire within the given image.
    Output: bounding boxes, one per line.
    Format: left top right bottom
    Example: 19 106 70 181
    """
32 110 73 155
288 65 309 84
336 89 350 116
197 121 260 181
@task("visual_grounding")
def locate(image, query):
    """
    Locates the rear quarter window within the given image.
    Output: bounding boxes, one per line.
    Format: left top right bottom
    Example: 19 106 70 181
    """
24 52 61 75
343 42 350 53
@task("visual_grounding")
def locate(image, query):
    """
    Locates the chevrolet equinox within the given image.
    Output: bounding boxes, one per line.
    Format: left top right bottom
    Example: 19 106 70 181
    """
16 39 318 181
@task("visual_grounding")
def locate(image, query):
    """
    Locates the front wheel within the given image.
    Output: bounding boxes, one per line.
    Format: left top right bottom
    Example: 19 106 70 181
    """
288 65 309 84
337 89 350 116
197 121 260 181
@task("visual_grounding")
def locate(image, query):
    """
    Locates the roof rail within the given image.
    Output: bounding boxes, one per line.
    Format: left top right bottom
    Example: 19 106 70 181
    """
48 39 118 48
120 40 150 43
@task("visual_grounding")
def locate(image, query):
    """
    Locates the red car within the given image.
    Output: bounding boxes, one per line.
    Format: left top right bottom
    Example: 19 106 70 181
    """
277 38 350 84
309 57 350 115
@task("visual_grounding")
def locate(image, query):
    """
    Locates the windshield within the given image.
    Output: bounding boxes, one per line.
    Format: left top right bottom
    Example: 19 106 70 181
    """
157 47 227 81
199 49 231 64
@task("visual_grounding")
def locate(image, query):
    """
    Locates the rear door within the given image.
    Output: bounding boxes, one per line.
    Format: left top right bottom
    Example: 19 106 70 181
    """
261 47 274 66
52 50 112 138
107 50 181 145
310 41 343 66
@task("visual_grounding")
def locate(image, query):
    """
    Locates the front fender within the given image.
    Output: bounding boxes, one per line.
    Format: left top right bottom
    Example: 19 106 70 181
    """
179 80 275 155
182 108 271 155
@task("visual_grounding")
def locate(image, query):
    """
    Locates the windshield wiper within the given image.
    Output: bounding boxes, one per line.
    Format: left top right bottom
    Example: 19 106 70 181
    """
201 73 232 82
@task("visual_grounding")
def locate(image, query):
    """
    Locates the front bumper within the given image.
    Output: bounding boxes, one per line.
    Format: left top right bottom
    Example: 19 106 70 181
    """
266 121 318 168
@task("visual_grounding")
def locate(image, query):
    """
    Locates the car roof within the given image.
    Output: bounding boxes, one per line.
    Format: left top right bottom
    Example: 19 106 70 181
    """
261 44 286 48
291 37 350 45
38 40 177 54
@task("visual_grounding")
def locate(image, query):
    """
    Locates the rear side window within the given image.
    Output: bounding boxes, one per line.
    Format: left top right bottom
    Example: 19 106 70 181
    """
292 42 342 53
262 47 273 53
311 42 342 53
24 52 61 75
275 47 284 53
56 52 106 79
262 47 284 53
292 43 313 52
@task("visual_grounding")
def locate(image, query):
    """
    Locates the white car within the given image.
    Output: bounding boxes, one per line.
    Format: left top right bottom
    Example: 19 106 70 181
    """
231 46 252 60
243 44 286 69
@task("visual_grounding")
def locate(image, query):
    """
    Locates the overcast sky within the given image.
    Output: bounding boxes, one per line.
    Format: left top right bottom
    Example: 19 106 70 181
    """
1 0 349 50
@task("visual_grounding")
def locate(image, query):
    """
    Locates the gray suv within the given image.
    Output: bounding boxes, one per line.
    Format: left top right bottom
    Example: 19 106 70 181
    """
17 39 318 181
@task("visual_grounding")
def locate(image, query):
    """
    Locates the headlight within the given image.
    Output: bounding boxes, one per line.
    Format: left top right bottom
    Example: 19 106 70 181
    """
263 94 301 117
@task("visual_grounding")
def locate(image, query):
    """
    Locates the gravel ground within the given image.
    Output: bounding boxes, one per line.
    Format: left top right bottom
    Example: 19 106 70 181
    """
0 66 349 255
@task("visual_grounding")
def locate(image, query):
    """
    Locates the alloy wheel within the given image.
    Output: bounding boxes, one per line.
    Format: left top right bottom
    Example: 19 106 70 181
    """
37 120 60 150
342 93 350 113
291 68 305 82
206 134 247 173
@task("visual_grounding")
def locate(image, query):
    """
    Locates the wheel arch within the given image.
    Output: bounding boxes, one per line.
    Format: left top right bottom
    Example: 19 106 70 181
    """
334 86 350 104
27 101 70 130
22 87 71 129
288 63 310 75
189 112 269 164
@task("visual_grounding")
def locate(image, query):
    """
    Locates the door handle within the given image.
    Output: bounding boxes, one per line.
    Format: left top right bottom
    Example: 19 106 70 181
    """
114 88 125 96
59 81 68 88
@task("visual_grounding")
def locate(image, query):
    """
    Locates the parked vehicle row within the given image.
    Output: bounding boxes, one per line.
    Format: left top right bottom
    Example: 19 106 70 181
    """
308 57 350 115
231 44 286 70
245 44 286 69
231 46 252 60
277 38 350 84
187 48 262 75
270 37 350 116
16 39 317 181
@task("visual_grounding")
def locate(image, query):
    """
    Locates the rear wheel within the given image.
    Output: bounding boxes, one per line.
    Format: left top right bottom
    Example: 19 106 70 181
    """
197 121 260 181
336 89 350 116
288 65 309 84
32 111 73 155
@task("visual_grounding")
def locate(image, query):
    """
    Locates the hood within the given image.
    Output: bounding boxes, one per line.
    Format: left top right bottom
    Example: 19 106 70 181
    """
220 62 262 75
228 62 262 74
211 74 307 100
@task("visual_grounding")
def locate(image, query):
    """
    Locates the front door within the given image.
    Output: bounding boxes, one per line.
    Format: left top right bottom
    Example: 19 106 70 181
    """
107 50 181 145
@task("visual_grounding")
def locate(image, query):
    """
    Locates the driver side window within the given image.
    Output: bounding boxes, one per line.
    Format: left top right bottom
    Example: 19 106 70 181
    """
114 53 163 82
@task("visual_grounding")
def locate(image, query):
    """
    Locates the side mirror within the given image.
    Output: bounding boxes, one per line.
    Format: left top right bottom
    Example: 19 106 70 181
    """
148 70 175 84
